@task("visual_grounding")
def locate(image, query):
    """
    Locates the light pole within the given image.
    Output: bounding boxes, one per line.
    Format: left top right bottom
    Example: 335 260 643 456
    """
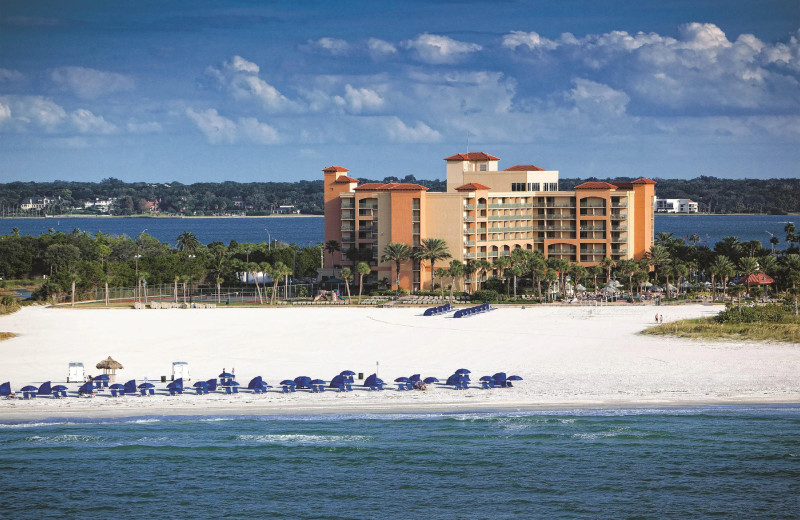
187 254 196 303
264 228 271 250
134 254 142 302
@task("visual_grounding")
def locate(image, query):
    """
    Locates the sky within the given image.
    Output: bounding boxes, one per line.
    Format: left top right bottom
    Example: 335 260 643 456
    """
1 0 799 183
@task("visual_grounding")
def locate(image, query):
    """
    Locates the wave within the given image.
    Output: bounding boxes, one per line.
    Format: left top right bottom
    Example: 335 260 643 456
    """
234 434 372 446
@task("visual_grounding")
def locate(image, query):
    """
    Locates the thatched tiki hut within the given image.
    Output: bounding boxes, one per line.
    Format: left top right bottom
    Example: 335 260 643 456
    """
96 356 124 382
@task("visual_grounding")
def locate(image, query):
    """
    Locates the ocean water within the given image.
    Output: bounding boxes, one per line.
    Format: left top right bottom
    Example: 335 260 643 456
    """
1 214 796 248
1 406 798 518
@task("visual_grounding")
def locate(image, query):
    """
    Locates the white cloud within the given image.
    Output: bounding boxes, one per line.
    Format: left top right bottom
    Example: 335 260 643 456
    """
0 68 24 83
300 37 351 56
126 121 163 134
402 34 482 64
69 108 116 134
0 102 11 123
502 31 558 51
3 95 66 130
337 84 385 113
51 66 135 99
384 117 441 142
205 56 296 112
569 79 630 117
186 107 280 145
367 38 397 58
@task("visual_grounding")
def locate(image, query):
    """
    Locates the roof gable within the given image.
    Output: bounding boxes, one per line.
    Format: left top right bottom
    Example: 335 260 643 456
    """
574 181 618 190
503 164 545 171
444 152 500 161
322 166 350 173
632 178 657 184
455 182 491 191
333 176 359 183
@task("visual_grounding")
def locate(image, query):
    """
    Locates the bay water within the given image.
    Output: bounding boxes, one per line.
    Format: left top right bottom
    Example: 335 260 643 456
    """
1 406 798 518
1 214 796 248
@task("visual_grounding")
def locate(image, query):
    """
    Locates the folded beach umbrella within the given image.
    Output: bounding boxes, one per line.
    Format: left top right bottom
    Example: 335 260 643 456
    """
409 374 421 382
330 374 344 388
37 381 52 396
0 382 12 397
423 377 439 384
248 376 264 389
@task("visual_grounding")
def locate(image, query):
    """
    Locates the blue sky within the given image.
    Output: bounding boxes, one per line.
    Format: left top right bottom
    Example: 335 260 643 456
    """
1 0 799 183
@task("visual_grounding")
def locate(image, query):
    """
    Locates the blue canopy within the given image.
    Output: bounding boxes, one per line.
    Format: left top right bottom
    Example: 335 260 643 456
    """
37 381 52 395
340 370 356 376
394 377 410 383
205 379 218 391
0 382 11 396
455 368 471 375
78 382 93 394
109 383 125 390
280 379 295 386
167 379 184 390
293 376 312 388
364 373 384 387
248 376 264 389
423 377 439 384
492 372 507 383
310 379 326 385
330 374 344 388
124 380 137 393
94 374 110 381
21 385 38 392
138 382 155 389
409 374 421 382
508 375 523 381
446 374 467 386
479 376 494 382
219 372 234 378
193 381 209 388
52 385 68 391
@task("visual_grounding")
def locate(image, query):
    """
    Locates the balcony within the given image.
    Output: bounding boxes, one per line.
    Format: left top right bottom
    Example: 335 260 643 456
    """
464 204 475 210
532 225 576 231
341 211 355 220
611 202 627 208
358 203 378 210
580 248 606 255
611 225 627 231
542 213 576 220
488 226 533 233
611 213 627 220
341 224 354 231
579 203 606 208
580 225 605 231
611 249 628 255
464 240 476 246
549 249 576 255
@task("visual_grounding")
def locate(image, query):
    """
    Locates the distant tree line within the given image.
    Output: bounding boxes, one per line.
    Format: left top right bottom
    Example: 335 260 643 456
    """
1 175 798 217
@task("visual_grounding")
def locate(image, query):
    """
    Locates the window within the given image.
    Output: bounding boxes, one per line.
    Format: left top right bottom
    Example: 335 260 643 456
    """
480 164 487 171
511 182 526 192
549 183 558 191
528 182 540 192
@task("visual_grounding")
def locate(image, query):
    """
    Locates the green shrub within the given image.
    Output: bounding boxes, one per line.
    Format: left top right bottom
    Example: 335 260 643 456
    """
472 289 498 303
715 303 792 324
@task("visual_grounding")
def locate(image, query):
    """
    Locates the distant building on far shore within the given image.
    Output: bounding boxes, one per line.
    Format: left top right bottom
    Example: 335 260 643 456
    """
655 198 698 213
20 196 55 211
274 205 300 214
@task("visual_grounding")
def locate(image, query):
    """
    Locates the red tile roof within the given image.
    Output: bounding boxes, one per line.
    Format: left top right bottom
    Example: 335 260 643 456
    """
455 183 491 191
444 152 500 161
322 166 350 173
333 176 359 183
354 182 429 192
574 181 618 189
736 273 775 285
609 181 635 190
503 164 545 171
632 178 657 184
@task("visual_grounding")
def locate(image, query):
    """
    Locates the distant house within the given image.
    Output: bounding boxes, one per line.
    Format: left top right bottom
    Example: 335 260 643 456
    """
231 196 245 209
274 205 300 214
655 198 698 213
84 197 116 213
20 196 55 211
143 200 160 213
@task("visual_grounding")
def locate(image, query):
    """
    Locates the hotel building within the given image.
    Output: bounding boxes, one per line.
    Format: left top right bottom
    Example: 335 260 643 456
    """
323 152 655 291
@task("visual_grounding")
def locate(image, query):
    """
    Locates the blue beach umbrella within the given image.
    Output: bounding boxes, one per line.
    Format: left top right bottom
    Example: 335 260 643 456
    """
247 376 264 389
363 374 384 387
330 374 344 388
423 377 439 384
219 372 234 379
394 377 410 383
294 376 312 388
479 376 494 382
138 382 155 389
0 382 12 397
280 380 295 386
109 383 125 390
455 368 471 375
21 385 38 392
37 381 52 395
310 379 326 385
409 374 421 382
340 370 356 376
508 375 523 381
193 381 208 389
52 385 68 392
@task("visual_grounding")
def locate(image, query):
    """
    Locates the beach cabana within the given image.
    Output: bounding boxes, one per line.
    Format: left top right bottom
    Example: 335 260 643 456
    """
193 381 210 395
123 379 137 395
52 385 68 398
167 378 184 396
138 382 155 396
221 380 240 394
21 385 38 399
363 373 384 391
293 376 312 389
96 356 123 383
280 379 296 393
109 383 125 397
310 379 326 393
0 381 13 398
78 382 94 397
37 381 52 397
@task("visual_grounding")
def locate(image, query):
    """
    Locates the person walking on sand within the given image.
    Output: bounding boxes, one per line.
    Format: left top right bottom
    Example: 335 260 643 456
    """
659 314 663 324
655 313 659 323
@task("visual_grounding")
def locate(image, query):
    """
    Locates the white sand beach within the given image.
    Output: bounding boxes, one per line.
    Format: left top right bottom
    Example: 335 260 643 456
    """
1 303 798 420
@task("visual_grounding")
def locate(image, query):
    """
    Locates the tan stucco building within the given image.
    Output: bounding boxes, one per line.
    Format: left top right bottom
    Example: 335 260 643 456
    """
323 152 655 291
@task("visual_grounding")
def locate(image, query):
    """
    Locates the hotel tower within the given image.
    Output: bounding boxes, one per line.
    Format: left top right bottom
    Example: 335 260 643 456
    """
323 152 655 291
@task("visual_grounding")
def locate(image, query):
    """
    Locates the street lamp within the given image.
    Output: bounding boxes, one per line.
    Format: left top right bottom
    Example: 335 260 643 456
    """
264 228 271 250
187 254 196 303
134 254 142 302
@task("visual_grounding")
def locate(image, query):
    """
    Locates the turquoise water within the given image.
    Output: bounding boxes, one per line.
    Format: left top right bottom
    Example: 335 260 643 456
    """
2 406 798 518
1 214 796 247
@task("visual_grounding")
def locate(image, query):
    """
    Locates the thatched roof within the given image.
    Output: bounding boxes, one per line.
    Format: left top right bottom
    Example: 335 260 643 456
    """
96 356 123 370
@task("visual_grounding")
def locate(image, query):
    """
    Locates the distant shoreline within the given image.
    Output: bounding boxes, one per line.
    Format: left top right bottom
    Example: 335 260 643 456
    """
0 214 323 219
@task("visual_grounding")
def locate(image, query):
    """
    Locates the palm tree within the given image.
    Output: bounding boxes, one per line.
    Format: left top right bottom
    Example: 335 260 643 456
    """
435 268 448 300
547 257 569 299
463 260 477 295
355 262 371 303
474 259 491 291
600 257 616 283
589 265 603 294
324 240 341 267
448 259 465 303
268 262 291 304
543 268 558 302
689 233 701 246
673 262 689 298
416 238 451 291
616 258 637 295
246 262 264 304
645 244 671 285
340 268 353 303
509 249 532 299
493 256 512 296
176 231 200 253
570 264 589 296
727 285 746 309
782 254 800 315
526 252 546 300
709 255 735 301
381 242 412 290
738 256 760 296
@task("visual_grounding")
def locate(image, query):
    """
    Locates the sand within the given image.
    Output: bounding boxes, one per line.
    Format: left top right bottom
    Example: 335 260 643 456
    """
1 303 798 420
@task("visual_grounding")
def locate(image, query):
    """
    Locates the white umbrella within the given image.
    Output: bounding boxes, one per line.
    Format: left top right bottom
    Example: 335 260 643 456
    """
651 285 663 292
575 283 587 292
641 281 653 288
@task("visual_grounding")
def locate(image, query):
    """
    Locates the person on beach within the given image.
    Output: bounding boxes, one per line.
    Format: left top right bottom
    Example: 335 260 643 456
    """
659 314 663 324
655 313 659 323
